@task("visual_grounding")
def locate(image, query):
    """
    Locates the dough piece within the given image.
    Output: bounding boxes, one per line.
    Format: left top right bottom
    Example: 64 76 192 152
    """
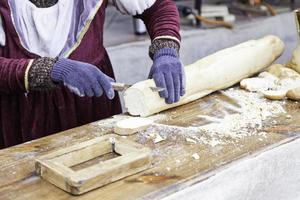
258 71 279 82
124 35 284 117
240 77 277 92
241 63 300 101
268 64 300 80
286 87 300 101
268 64 285 77
265 66 300 91
279 78 300 89
262 90 287 100
114 117 153 135
240 71 279 93
286 45 300 74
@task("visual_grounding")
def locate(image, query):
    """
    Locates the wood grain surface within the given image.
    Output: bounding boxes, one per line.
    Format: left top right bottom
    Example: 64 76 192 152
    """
0 89 299 200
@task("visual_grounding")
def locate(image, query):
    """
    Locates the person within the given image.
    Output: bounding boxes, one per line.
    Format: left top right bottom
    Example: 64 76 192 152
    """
0 0 185 149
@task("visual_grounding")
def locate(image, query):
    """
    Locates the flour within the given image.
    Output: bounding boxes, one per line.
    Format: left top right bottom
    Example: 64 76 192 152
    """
138 88 286 147
195 89 286 138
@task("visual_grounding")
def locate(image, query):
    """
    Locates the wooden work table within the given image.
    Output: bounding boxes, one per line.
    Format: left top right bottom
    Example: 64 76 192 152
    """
0 88 300 200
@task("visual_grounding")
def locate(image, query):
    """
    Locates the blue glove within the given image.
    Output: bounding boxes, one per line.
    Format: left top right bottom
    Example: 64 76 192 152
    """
149 48 186 104
51 58 115 99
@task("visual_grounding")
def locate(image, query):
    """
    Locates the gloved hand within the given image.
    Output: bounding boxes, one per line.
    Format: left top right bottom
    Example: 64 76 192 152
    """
51 58 115 99
149 48 186 104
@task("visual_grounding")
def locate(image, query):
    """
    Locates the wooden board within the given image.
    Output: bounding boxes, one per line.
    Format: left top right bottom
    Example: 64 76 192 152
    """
0 88 299 200
35 135 152 195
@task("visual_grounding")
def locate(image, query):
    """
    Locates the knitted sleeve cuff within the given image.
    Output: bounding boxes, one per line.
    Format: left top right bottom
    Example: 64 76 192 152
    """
149 38 180 60
28 57 58 91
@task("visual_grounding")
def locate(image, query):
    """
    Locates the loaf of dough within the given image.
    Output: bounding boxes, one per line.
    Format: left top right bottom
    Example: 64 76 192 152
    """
124 35 285 117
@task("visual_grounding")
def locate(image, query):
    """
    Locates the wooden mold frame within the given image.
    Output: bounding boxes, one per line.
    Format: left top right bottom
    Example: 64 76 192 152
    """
35 134 152 195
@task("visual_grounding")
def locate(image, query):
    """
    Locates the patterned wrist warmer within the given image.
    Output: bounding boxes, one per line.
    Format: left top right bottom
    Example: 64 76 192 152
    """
149 39 180 60
28 57 58 91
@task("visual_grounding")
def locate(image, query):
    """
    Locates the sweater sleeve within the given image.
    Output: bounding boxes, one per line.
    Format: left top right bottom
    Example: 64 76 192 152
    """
136 0 181 43
0 57 32 94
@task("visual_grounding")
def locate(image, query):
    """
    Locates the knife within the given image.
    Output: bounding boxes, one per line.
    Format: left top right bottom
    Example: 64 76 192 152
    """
112 82 164 92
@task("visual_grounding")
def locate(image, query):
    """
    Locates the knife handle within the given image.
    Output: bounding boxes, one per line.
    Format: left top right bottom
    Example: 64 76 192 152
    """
111 82 128 91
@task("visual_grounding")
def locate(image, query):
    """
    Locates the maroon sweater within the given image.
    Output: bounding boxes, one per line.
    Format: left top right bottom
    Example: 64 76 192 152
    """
0 0 180 149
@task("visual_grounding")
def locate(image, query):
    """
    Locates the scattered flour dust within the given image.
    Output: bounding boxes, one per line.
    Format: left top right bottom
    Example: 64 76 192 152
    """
196 88 286 138
139 88 286 147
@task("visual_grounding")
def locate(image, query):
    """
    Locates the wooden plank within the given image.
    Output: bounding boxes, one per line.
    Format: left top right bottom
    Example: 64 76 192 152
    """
35 160 74 193
0 88 299 200
39 135 114 167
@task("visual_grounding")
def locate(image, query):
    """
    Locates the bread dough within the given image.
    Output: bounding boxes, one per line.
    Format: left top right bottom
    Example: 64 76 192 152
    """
124 35 285 117
258 71 280 82
240 70 280 93
262 90 287 100
286 87 300 101
286 45 300 74
240 64 300 101
114 117 153 135
240 77 277 92
269 64 300 80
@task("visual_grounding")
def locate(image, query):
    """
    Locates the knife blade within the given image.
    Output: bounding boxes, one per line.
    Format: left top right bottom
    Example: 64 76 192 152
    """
112 82 164 92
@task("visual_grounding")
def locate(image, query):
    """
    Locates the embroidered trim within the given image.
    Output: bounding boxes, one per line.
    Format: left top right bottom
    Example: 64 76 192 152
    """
24 59 34 92
149 38 180 59
28 57 58 91
63 0 104 58
28 0 58 8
